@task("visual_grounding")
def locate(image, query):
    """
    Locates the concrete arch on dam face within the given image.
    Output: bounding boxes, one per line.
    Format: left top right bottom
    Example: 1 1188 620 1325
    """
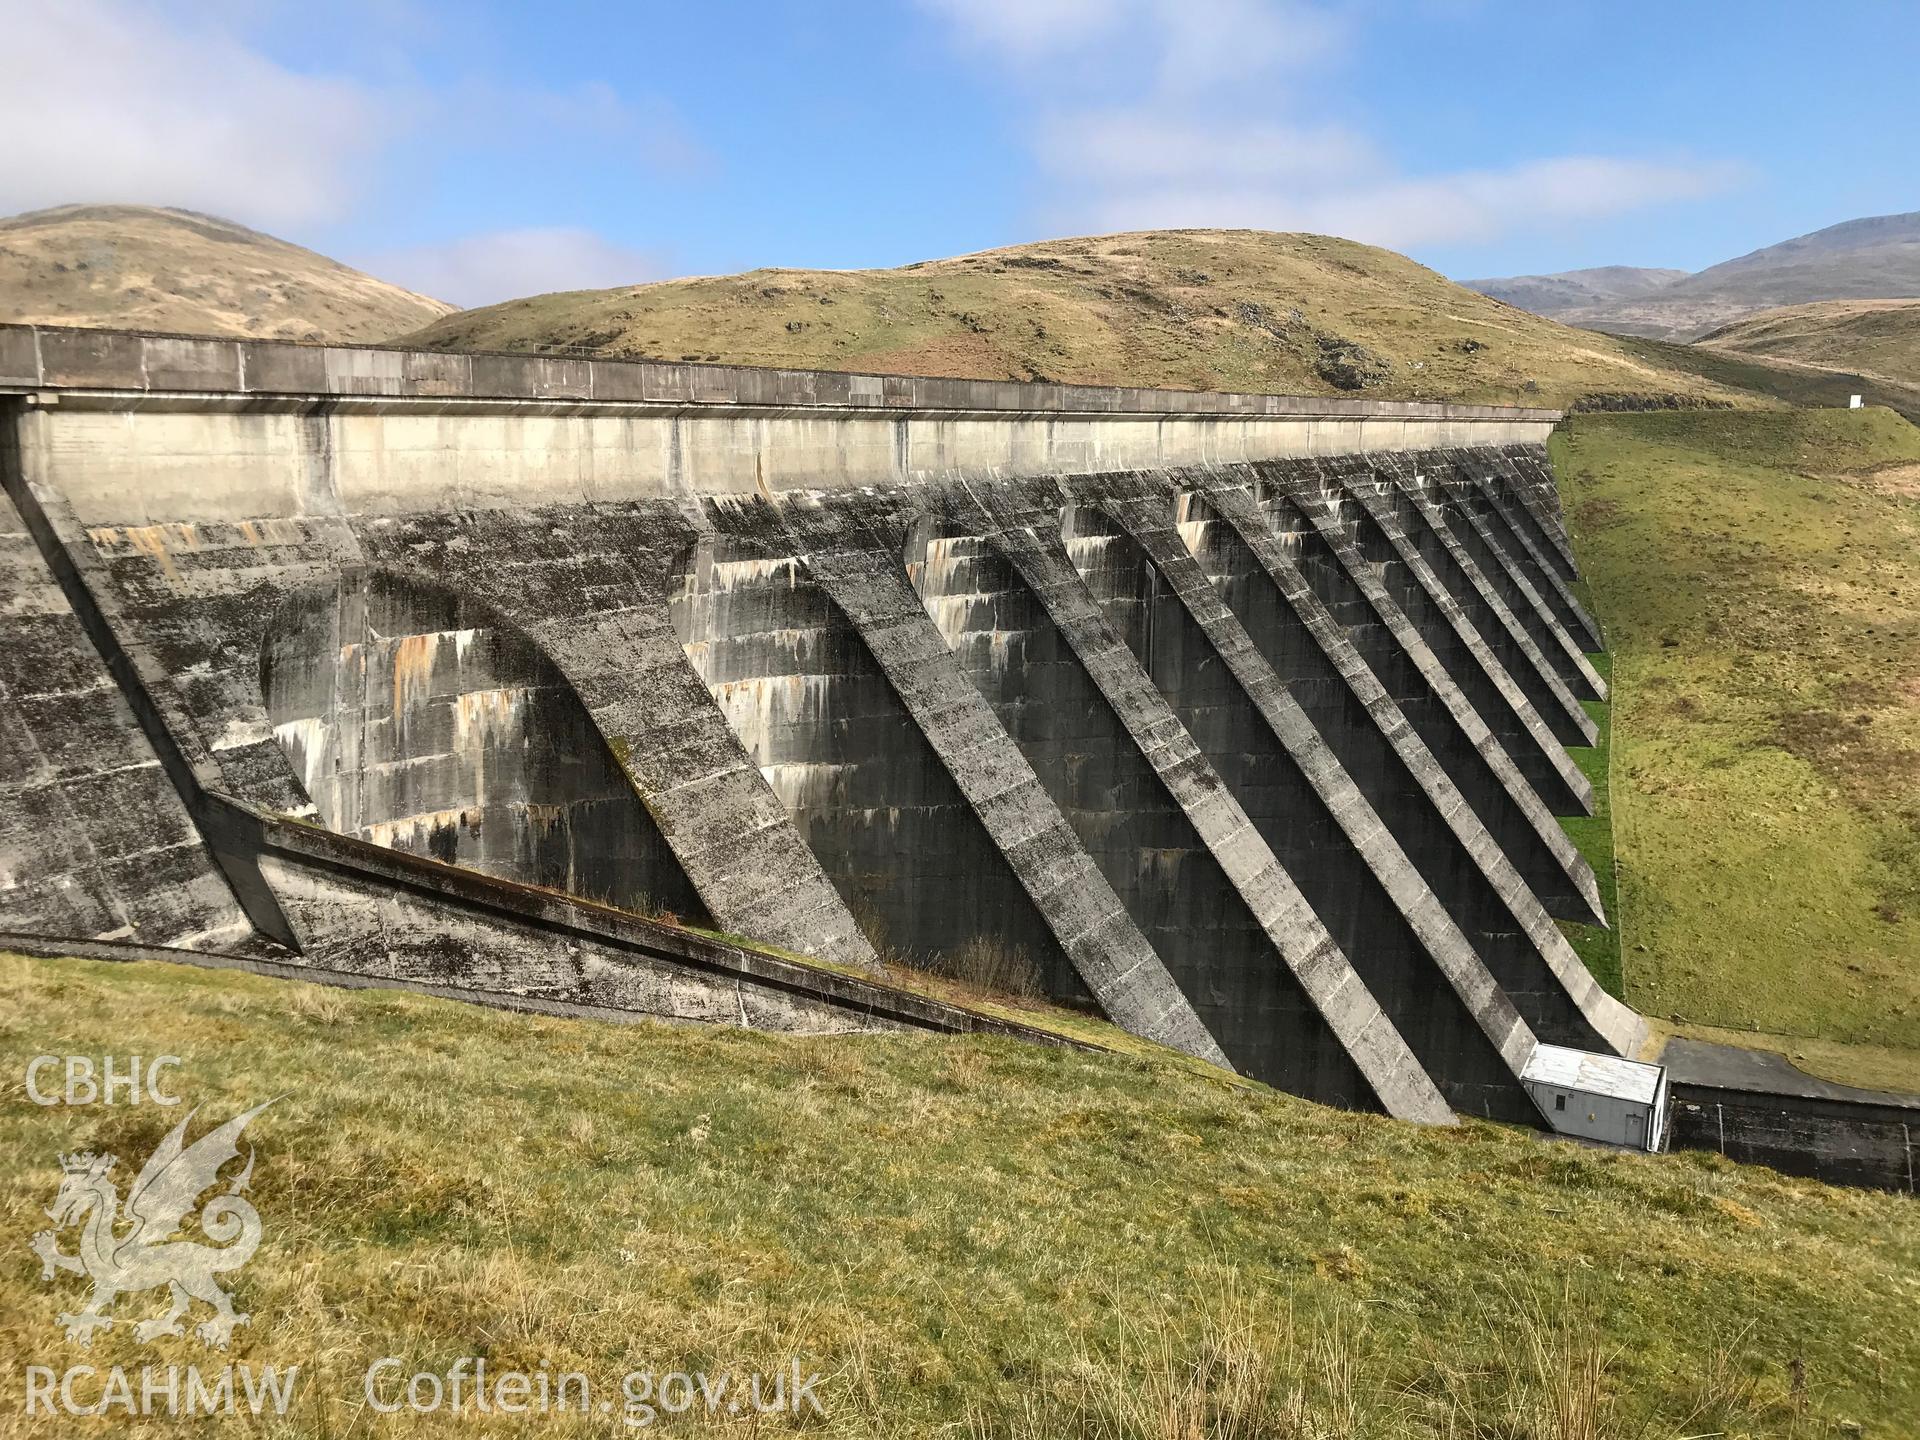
903 511 1381 1104
260 568 709 923
1156 487 1610 1057
1424 456 1605 704
670 533 1081 997
1056 498 1539 1119
1361 458 1596 751
1230 473 1604 925
1311 465 1592 817
1461 458 1605 654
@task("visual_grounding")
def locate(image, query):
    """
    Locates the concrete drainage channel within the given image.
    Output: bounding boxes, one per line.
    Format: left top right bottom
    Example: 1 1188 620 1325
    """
3 798 1109 1051
1 322 1913 1188
1662 1040 1918 1191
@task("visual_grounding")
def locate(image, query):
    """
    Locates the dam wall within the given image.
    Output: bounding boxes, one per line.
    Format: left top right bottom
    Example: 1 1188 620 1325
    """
0 322 1633 1133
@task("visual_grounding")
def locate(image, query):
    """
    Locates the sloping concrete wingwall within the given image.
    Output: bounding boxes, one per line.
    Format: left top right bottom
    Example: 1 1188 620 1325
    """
0 323 1639 1129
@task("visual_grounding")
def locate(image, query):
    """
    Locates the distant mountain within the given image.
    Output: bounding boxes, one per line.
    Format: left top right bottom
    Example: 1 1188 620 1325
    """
1682 213 1920 306
0 204 456 343
1464 212 1920 342
1463 266 1690 320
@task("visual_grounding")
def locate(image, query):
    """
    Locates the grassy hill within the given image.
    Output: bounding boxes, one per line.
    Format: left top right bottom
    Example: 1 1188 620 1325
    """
1700 299 1920 384
1613 334 1920 426
1680 300 1920 425
0 205 455 343
2 950 1915 1437
1556 409 1920 1091
399 228 1772 412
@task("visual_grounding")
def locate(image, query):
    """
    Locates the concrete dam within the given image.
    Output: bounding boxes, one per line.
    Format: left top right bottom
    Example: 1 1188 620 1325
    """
0 322 1649 1136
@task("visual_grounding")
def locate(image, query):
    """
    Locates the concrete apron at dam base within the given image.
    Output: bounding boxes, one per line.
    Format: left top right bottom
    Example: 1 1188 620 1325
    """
6 319 1896 1185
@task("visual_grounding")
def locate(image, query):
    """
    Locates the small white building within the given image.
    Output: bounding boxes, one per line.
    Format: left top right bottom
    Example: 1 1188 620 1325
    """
1523 1044 1670 1152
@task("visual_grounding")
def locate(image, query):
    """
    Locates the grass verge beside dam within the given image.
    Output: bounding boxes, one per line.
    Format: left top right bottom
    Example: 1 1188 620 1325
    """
2 951 1915 1437
1554 408 1920 1092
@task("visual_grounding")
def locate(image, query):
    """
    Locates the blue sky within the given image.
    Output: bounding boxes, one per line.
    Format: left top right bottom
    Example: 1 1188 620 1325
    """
6 1 1915 305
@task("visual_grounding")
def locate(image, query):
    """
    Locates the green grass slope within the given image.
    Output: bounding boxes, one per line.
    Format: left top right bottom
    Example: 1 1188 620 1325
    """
1612 333 1920 425
1555 409 1920 1090
2 952 1915 1437
1699 299 1920 381
399 229 1769 412
1689 300 1920 424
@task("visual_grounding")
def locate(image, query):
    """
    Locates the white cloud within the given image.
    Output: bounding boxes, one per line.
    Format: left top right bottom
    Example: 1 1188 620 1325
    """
924 0 1740 257
0 0 394 226
1038 111 1379 189
0 0 706 270
367 228 661 308
919 0 1340 83
1049 136 1737 249
917 0 1121 61
1144 0 1347 91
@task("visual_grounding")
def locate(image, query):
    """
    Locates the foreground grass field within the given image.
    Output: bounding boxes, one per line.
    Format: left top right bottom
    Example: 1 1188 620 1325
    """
1554 409 1920 1090
2 953 1915 1438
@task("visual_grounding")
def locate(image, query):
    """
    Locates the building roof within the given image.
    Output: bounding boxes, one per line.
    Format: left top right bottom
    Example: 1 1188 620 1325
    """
1522 1043 1665 1106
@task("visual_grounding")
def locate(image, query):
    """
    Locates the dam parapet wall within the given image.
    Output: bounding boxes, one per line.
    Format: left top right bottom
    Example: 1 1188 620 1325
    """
0 322 1558 505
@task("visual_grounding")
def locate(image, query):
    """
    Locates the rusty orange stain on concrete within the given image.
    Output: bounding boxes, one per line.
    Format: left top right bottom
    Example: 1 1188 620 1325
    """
391 632 440 716
238 517 305 547
454 686 524 750
119 523 201 581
